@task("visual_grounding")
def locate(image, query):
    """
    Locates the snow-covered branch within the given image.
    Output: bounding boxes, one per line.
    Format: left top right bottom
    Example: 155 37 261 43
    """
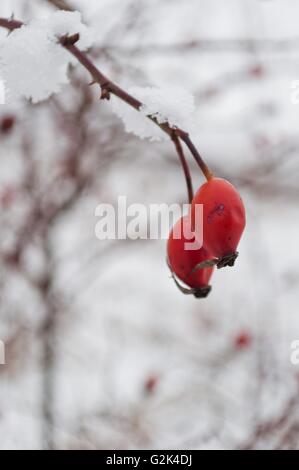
0 14 213 186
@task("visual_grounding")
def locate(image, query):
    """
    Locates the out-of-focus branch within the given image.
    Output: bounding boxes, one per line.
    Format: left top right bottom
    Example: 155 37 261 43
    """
100 37 299 56
239 394 299 450
275 423 299 450
196 63 265 103
38 84 97 450
0 63 99 449
44 0 74 11
0 17 213 183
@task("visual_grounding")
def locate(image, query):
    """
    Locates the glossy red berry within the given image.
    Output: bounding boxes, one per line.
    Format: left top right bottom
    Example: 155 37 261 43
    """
167 216 214 297
191 178 246 263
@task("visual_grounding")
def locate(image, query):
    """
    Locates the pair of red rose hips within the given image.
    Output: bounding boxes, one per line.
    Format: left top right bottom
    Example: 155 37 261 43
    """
167 177 246 298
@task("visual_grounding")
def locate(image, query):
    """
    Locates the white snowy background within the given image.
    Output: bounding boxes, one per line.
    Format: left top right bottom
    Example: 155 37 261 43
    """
0 0 299 450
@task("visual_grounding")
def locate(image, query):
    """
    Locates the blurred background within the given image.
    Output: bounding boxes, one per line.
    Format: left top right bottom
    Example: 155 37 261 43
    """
0 0 299 450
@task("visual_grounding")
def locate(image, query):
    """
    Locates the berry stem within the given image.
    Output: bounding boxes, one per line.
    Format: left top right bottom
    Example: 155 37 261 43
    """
171 134 194 204
179 134 214 181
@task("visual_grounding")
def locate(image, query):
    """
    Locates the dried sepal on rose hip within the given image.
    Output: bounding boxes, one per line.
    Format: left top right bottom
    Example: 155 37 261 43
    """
190 177 246 268
167 215 214 298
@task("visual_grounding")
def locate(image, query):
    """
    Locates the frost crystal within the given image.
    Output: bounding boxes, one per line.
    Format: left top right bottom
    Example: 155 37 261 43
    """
111 86 196 141
0 11 93 103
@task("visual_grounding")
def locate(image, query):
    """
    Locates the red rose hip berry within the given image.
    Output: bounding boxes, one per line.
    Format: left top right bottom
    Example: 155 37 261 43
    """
191 177 246 267
167 216 214 298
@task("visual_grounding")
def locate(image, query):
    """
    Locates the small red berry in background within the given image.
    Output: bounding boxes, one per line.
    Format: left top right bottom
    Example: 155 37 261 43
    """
0 115 15 134
167 215 214 297
144 375 158 395
191 177 246 263
0 186 17 208
249 64 264 78
234 331 252 350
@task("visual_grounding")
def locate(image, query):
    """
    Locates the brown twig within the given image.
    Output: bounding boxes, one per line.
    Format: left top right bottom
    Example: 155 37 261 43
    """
0 17 213 182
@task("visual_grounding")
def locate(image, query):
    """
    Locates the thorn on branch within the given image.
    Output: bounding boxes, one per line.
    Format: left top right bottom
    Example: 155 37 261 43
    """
100 83 111 101
60 33 80 46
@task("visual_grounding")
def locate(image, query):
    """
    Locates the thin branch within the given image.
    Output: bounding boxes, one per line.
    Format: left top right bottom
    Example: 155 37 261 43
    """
0 17 213 182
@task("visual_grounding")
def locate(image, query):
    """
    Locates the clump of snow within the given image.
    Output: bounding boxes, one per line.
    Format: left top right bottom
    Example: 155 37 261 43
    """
0 11 93 103
30 11 93 51
111 86 196 141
